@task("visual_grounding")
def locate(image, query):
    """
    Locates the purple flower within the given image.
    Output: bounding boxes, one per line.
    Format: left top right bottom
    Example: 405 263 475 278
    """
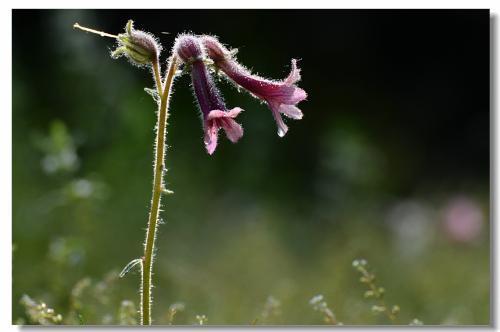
174 35 243 154
201 36 307 137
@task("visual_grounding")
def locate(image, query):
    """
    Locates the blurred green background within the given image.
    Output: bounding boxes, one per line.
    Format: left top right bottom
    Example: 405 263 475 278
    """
13 9 490 325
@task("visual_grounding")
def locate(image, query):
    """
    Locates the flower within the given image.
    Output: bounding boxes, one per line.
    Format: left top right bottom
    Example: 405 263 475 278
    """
174 35 244 154
442 197 484 244
201 35 307 137
111 20 161 66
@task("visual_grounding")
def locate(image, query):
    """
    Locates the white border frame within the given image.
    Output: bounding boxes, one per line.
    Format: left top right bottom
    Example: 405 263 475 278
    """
3 3 498 332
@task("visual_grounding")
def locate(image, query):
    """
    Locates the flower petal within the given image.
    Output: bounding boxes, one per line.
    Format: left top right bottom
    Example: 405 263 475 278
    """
283 86 307 105
208 108 244 143
204 108 244 154
284 59 301 85
274 113 288 138
204 121 220 155
269 102 288 137
207 107 243 120
279 104 303 120
221 119 243 143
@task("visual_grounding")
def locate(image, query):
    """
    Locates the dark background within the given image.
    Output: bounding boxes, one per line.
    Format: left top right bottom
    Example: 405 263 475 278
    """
13 10 490 325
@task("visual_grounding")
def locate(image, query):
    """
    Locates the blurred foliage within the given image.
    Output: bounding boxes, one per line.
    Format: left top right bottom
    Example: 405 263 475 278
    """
13 10 489 325
309 294 339 325
18 295 63 325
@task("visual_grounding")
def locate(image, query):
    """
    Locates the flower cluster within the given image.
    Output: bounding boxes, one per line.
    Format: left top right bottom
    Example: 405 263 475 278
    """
173 35 244 154
174 34 307 154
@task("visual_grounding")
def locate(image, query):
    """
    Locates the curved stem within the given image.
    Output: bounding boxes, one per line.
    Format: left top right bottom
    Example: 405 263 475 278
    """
141 55 178 325
151 59 163 95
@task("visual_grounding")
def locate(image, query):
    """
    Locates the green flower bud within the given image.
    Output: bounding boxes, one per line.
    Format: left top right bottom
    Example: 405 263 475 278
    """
111 20 161 66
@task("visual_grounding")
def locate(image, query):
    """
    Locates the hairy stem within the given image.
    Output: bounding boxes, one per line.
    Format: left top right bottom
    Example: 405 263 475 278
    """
151 59 163 95
141 55 178 325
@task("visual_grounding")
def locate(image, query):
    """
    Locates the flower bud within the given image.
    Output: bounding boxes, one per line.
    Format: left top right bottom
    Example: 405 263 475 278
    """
201 35 232 63
111 20 161 66
173 34 204 64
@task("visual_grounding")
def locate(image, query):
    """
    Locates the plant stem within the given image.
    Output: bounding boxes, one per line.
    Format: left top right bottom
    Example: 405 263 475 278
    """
141 55 178 325
151 59 163 95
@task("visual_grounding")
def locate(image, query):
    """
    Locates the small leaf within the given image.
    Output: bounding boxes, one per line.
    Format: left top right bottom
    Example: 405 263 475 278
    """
144 88 160 104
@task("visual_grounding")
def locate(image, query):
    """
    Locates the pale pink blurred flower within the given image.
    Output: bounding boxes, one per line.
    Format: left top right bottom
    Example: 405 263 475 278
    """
442 197 484 243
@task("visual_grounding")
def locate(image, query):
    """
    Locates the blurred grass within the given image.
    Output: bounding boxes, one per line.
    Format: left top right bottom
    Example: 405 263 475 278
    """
13 9 490 325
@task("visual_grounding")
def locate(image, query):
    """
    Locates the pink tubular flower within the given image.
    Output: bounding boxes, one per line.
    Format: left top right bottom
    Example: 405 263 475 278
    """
201 35 307 137
173 35 244 154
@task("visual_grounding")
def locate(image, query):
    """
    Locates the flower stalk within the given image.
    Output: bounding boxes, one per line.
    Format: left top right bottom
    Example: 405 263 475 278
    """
141 55 178 325
74 21 176 325
74 22 307 326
